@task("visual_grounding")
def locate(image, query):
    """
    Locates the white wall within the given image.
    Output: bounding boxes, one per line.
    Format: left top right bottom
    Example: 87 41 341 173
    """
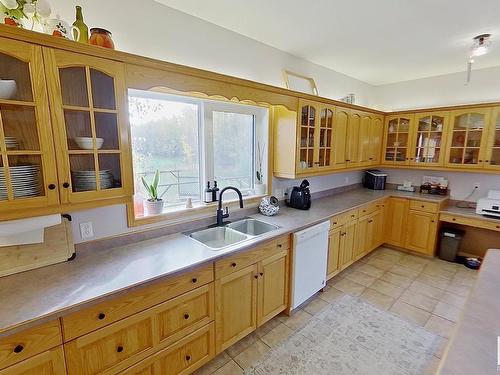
373 65 500 111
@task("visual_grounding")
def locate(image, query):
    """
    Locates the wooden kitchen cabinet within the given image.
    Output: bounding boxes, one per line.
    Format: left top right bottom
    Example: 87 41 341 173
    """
410 112 448 166
369 115 384 164
345 110 361 166
338 219 357 270
405 210 438 255
0 347 66 375
484 107 500 170
382 114 414 165
326 226 342 279
385 198 409 247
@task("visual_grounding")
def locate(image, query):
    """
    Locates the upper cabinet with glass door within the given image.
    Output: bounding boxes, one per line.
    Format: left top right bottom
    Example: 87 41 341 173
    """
43 49 132 204
0 38 59 214
485 107 500 170
445 108 491 169
411 112 448 166
383 115 413 165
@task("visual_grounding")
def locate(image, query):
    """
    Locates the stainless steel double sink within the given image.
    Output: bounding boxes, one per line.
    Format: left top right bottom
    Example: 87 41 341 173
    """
186 218 279 250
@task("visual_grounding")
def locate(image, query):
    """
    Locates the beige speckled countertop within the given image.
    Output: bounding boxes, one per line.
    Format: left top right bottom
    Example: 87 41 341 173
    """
438 249 500 375
0 188 451 337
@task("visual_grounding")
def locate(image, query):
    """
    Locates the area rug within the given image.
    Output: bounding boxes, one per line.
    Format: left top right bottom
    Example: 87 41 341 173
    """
247 294 441 375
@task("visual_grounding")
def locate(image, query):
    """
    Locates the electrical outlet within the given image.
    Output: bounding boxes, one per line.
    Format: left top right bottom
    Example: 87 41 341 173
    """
474 182 481 190
79 221 94 240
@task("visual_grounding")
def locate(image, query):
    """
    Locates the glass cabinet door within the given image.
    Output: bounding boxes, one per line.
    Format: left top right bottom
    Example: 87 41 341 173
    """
383 115 413 164
298 100 317 171
445 109 490 168
411 112 447 165
0 38 59 214
485 108 500 170
317 105 334 169
44 49 132 204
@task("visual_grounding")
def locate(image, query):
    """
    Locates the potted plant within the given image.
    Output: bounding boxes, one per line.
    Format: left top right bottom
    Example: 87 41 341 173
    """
255 142 266 195
141 170 165 215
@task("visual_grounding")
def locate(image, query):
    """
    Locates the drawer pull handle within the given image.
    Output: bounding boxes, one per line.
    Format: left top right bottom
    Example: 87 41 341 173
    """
13 345 24 354
254 275 259 279
48 184 56 190
259 272 264 276
98 313 106 320
421 205 425 208
62 182 70 188
116 346 124 353
278 244 283 248
192 277 197 283
452 218 456 221
186 355 191 361
184 314 190 320
496 225 499 229
231 262 237 267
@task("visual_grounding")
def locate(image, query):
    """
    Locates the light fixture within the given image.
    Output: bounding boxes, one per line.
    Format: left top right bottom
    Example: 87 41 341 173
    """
466 33 492 84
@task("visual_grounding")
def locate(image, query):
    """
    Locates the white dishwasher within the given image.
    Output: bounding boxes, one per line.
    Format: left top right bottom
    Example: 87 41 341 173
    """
291 220 330 310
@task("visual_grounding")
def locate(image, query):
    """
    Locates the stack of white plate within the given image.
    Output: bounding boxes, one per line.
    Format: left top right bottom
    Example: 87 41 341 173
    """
72 170 114 192
5 137 19 150
0 165 41 199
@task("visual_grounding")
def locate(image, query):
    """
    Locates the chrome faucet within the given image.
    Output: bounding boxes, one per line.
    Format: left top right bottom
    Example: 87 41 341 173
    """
216 186 244 226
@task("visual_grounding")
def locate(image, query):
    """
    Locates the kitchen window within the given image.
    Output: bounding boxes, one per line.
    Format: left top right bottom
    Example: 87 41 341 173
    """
128 90 268 219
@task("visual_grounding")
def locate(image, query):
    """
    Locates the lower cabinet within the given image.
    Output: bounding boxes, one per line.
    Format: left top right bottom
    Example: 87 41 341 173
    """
326 226 341 279
385 198 409 247
406 210 438 255
338 220 357 270
0 347 66 375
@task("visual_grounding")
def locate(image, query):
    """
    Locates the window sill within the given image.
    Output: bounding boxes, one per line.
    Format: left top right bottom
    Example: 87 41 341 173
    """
127 194 266 227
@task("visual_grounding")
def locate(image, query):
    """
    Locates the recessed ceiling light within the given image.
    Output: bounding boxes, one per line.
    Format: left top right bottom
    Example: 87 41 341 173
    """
470 34 492 57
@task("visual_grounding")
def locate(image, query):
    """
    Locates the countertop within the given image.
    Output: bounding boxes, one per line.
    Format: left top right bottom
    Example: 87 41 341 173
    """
0 188 451 337
438 249 500 375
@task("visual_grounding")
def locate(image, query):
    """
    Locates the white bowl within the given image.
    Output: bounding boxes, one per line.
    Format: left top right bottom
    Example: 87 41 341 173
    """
74 137 104 150
0 80 17 100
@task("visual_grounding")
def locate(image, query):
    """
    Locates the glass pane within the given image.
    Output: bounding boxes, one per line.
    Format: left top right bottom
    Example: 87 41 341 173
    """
397 133 408 147
451 131 466 147
98 153 121 190
300 127 307 147
1 105 39 150
469 113 485 129
431 116 444 131
308 128 314 147
6 155 44 199
59 67 89 107
308 107 315 127
388 119 397 133
300 149 307 167
129 93 200 206
464 148 479 164
319 149 325 166
449 148 464 164
0 158 5 201
300 106 308 126
490 149 500 166
398 118 410 132
320 129 326 147
326 109 333 129
90 69 116 110
466 130 482 147
416 147 440 163
320 108 326 127
95 112 119 150
453 114 468 130
395 148 407 161
213 111 254 191
418 117 431 131
385 147 395 161
64 110 92 150
326 129 332 147
0 52 33 101
70 154 96 192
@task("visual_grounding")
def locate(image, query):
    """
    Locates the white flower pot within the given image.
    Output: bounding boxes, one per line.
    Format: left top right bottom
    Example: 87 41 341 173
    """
254 183 266 195
144 199 164 216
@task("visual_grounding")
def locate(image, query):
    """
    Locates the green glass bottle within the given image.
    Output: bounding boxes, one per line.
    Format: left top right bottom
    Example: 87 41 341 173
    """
72 6 89 43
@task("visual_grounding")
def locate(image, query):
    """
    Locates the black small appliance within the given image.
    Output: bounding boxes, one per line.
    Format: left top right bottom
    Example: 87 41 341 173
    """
363 169 387 190
286 179 311 210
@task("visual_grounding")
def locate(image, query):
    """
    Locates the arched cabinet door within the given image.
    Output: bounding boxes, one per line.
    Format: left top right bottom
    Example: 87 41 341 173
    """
410 112 448 166
0 37 59 215
382 115 414 165
43 48 132 204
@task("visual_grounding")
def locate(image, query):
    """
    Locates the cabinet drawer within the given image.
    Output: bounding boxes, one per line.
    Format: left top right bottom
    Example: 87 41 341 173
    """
358 201 383 218
64 284 214 375
122 323 215 375
440 213 500 232
0 346 66 375
62 264 213 341
410 200 439 213
215 236 289 279
331 209 358 229
0 320 62 370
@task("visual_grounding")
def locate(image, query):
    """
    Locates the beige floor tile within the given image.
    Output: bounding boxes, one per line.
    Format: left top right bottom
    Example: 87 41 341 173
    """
455 268 478 279
366 258 395 271
422 264 456 280
302 296 330 315
440 291 467 309
226 332 259 358
381 271 415 288
430 258 460 272
373 253 401 264
345 270 377 287
370 279 405 299
332 278 366 296
433 301 462 323
423 356 442 375
416 273 451 290
319 286 345 303
409 280 445 300
278 309 313 331
399 289 439 312
260 323 294 347
378 247 404 257
451 274 476 287
389 264 420 278
255 317 282 338
212 360 244 375
397 255 428 271
356 263 385 278
425 315 456 339
434 338 449 359
446 282 472 297
326 273 344 286
233 340 270 370
194 352 232 375
389 300 431 326
360 288 395 310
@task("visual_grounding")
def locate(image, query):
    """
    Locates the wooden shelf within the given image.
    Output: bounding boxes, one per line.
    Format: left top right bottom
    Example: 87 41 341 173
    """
0 99 36 107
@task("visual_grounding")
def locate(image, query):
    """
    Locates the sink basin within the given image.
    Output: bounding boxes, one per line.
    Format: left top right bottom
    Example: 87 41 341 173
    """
226 218 279 236
188 226 249 250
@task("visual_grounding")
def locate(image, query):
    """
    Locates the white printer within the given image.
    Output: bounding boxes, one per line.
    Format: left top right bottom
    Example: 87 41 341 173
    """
476 190 500 218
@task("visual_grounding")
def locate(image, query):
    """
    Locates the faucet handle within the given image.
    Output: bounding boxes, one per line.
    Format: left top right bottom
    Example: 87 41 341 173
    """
224 207 229 215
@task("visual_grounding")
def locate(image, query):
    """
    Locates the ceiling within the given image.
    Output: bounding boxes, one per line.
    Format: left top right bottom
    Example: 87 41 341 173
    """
155 0 500 85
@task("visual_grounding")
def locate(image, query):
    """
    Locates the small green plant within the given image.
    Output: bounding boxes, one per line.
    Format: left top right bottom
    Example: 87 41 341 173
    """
256 142 265 184
141 170 162 201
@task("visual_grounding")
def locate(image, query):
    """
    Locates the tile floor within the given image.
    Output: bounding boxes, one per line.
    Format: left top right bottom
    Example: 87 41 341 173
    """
194 246 478 375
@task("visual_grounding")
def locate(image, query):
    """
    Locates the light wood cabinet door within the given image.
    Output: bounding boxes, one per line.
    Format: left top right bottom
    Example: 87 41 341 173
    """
215 264 258 353
410 112 448 166
0 347 66 375
383 115 414 165
297 99 319 172
257 251 288 326
43 48 132 204
357 113 372 165
0 37 60 215
339 220 357 269
354 215 369 260
371 209 384 249
445 108 491 169
406 210 438 255
327 227 341 279
385 198 409 247
369 115 384 164
484 107 500 170
346 111 361 166
332 107 348 168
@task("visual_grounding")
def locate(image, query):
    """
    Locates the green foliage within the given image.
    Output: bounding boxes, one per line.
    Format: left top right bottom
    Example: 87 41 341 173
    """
141 169 161 201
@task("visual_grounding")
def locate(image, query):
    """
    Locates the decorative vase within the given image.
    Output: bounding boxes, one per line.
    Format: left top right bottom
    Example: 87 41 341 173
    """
144 199 164 216
89 28 115 49
254 183 266 195
259 196 280 216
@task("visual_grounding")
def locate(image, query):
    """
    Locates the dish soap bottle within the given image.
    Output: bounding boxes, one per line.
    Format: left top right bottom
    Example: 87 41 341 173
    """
212 181 220 202
204 182 213 203
72 6 89 43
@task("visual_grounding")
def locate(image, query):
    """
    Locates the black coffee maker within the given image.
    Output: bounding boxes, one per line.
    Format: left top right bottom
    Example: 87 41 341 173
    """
286 180 311 210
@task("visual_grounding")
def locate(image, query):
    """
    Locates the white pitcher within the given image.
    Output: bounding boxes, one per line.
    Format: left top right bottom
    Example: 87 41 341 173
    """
43 17 80 41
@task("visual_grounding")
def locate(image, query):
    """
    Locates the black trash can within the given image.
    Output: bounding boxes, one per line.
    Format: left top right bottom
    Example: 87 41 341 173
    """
439 228 465 262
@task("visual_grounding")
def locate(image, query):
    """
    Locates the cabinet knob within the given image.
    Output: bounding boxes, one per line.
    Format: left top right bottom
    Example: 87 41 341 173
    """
259 272 264 276
496 225 499 229
346 159 351 162
277 244 282 248
479 160 483 163
231 262 237 267
191 277 197 283
184 314 190 320
13 344 24 354
452 218 456 221
63 182 70 188
98 313 106 320
431 220 435 223
48 184 56 190
116 346 124 353
186 355 191 361
421 205 425 208
369 157 373 160
254 275 258 279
